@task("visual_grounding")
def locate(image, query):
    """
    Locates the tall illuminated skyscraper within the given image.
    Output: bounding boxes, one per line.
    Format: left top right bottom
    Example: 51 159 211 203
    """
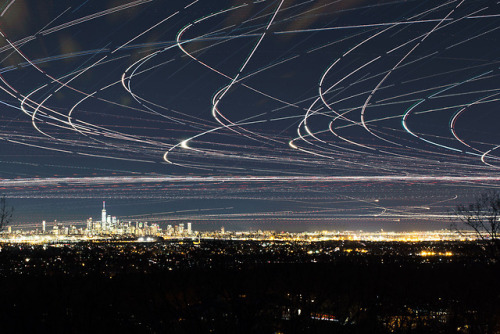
101 201 107 226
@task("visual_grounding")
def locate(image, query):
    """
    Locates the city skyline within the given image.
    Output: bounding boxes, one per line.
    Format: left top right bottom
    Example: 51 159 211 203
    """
0 201 483 238
0 0 499 230
0 198 479 243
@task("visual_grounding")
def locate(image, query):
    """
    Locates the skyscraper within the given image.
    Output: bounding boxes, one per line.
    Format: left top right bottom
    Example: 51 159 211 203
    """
101 201 107 225
87 218 93 232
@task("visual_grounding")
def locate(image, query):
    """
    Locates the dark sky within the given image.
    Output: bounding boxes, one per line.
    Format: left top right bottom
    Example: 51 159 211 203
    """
0 0 499 231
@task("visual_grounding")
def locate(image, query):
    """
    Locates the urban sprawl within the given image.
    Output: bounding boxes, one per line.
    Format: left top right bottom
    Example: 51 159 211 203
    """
1 202 479 244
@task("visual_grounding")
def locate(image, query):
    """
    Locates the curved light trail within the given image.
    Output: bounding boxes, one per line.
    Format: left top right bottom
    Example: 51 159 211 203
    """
0 0 497 229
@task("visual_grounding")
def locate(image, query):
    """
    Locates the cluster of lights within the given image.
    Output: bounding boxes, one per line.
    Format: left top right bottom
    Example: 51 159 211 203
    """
419 251 453 257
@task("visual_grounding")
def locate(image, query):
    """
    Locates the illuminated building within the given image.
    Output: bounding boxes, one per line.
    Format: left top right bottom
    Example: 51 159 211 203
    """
87 218 92 232
101 201 106 226
151 224 158 235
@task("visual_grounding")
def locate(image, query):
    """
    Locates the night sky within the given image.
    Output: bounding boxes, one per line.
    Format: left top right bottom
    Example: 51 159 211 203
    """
0 0 499 231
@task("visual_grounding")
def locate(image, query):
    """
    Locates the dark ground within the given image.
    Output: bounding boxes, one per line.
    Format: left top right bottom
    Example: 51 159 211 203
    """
0 240 499 333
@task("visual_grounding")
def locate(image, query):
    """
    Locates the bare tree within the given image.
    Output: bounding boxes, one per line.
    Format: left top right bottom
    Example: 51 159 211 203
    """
0 195 13 231
454 191 500 260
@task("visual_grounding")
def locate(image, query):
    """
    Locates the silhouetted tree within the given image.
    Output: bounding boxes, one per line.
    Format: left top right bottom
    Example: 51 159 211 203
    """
454 191 500 261
0 195 13 230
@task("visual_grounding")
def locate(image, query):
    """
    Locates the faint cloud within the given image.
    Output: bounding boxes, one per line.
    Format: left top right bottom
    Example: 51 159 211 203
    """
0 0 31 36
283 0 367 36
224 1 254 27
59 33 80 56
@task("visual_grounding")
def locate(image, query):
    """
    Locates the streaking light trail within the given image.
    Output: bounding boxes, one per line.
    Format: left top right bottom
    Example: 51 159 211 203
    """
0 0 498 230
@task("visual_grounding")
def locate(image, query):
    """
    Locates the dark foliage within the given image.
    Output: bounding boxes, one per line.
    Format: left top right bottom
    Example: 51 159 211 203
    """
454 191 500 261
0 195 13 230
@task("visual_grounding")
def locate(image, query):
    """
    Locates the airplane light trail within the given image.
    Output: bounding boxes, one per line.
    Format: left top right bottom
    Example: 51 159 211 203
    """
0 0 497 229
